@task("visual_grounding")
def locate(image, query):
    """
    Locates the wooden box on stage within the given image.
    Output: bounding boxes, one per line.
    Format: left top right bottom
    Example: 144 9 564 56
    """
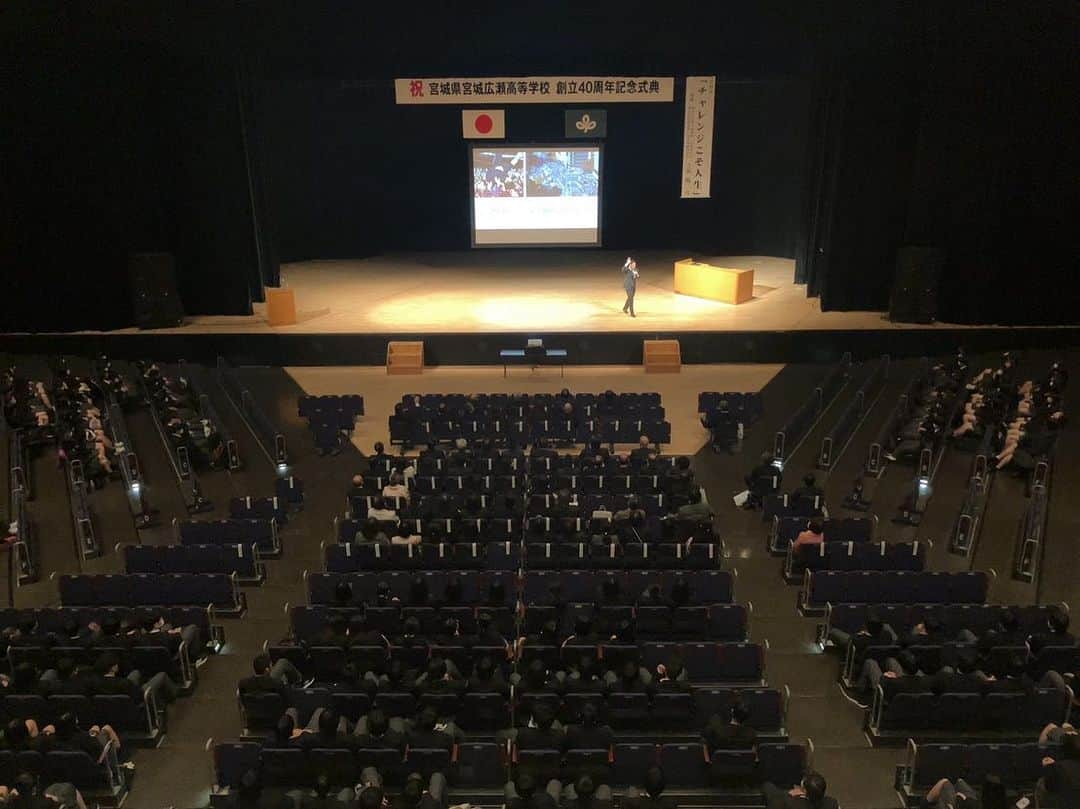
673 259 754 305
265 287 297 326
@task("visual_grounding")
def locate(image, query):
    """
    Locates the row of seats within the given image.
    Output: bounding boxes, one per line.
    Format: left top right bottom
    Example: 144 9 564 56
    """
307 571 735 606
289 603 750 643
0 605 215 642
176 517 278 554
125 543 261 580
229 495 288 525
397 392 662 417
849 643 1079 683
324 541 724 573
802 570 989 609
298 395 365 419
771 515 875 551
823 602 1055 641
900 741 1047 793
785 541 926 577
365 453 686 477
0 691 160 740
9 643 182 681
513 741 803 789
0 748 121 797
697 391 764 424
870 686 1069 736
389 417 673 447
268 641 764 684
59 573 243 612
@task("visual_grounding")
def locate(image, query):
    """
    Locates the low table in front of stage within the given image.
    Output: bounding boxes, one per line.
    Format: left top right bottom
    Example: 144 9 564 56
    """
499 345 568 377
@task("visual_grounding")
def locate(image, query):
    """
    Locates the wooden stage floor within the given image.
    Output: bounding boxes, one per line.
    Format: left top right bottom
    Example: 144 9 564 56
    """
77 250 916 336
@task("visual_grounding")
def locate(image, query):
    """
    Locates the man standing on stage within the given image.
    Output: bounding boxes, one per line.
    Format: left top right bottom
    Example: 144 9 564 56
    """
622 257 639 317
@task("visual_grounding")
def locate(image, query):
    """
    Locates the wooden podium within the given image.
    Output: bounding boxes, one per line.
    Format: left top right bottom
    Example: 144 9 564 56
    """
673 259 754 305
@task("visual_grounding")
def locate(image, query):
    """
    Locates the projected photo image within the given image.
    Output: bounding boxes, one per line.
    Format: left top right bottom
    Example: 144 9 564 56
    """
472 150 525 198
526 150 599 197
471 144 602 246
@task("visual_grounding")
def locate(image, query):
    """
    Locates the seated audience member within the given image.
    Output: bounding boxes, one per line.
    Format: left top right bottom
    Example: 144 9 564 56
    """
43 711 121 759
92 652 179 706
704 699 758 787
1033 606 1076 648
791 474 824 507
629 436 654 467
763 771 837 809
676 488 714 521
563 702 614 753
919 776 984 809
504 772 559 809
355 517 390 546
744 452 780 510
468 654 510 696
391 771 448 809
368 442 392 472
624 765 677 809
239 653 305 699
604 660 654 693
553 775 613 809
353 708 405 751
367 497 398 523
516 703 565 751
791 520 824 551
349 475 366 497
382 471 410 501
827 609 896 651
407 707 455 751
294 707 352 750
1040 734 1080 808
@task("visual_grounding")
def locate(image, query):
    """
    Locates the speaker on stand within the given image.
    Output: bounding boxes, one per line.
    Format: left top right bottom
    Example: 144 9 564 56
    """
889 246 944 324
128 252 184 329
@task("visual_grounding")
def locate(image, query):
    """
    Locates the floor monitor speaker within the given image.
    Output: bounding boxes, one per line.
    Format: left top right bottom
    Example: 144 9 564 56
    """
129 252 184 329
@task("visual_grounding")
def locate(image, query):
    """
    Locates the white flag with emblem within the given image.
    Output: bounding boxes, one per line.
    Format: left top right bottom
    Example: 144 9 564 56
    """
462 109 505 139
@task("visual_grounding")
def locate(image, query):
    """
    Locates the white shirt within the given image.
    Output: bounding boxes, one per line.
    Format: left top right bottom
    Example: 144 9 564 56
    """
368 508 398 523
382 484 410 501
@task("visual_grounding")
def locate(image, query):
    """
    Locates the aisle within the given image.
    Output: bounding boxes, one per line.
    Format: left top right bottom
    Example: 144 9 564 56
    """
691 362 904 809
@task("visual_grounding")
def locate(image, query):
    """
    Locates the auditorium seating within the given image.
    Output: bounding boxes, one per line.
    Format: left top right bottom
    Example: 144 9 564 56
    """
697 391 764 425
230 495 288 525
124 543 263 582
212 736 807 796
800 570 990 611
770 515 875 553
299 394 364 453
784 540 926 580
869 684 1070 741
389 392 672 448
0 747 125 804
59 573 246 614
896 740 1046 805
524 570 734 604
820 603 1056 647
176 517 280 555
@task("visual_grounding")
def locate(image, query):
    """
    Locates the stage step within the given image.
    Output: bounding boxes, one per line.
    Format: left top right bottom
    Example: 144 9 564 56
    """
386 341 424 374
643 339 681 373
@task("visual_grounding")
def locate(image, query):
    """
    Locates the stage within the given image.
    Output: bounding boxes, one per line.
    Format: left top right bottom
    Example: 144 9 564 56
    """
3 250 1079 366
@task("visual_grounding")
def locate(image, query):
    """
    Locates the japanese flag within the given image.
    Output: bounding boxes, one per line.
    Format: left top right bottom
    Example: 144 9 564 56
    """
462 109 505 139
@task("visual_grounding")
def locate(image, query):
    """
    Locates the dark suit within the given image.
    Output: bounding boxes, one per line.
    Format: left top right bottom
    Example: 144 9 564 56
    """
762 784 838 809
622 266 638 315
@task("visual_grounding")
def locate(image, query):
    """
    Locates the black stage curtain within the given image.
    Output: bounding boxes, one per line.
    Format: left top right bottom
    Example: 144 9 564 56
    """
257 78 810 262
1 10 268 332
805 1 1079 325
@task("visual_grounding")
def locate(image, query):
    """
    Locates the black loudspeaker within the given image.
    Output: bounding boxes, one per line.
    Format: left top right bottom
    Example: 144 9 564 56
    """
129 252 184 329
889 246 944 324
